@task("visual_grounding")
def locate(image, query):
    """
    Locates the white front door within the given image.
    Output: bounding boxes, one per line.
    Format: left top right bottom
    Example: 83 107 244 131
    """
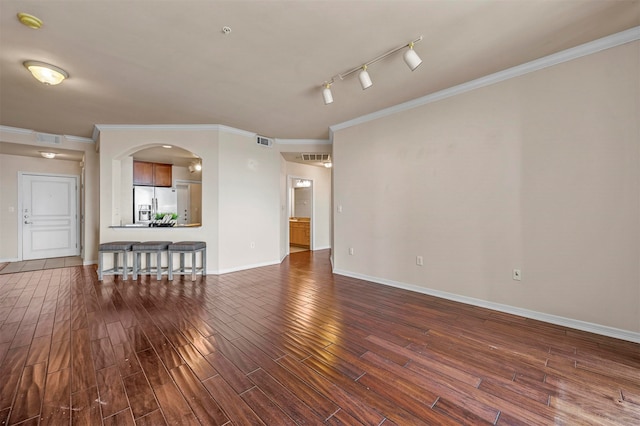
22 174 79 260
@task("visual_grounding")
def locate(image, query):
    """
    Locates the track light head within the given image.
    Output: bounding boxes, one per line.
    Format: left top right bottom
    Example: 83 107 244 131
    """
322 83 333 105
358 65 372 90
403 42 422 71
321 36 421 105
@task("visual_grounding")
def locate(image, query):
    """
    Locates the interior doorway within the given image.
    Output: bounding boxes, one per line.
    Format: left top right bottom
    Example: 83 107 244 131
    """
20 173 80 260
288 176 313 254
175 180 202 226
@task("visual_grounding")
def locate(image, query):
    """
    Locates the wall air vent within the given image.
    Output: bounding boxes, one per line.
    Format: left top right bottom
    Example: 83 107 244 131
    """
35 132 62 144
302 153 330 162
256 136 273 148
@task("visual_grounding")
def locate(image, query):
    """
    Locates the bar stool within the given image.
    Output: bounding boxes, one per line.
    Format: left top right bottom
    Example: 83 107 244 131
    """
132 241 172 280
97 241 139 280
168 241 206 281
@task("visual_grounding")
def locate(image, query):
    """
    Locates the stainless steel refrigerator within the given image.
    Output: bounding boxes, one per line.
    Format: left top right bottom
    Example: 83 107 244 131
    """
133 186 178 224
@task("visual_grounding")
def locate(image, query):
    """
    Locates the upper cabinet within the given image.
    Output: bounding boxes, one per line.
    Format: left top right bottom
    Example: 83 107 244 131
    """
133 161 172 187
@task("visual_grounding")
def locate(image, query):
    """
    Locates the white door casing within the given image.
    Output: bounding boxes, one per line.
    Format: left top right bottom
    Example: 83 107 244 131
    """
21 173 79 260
176 184 189 225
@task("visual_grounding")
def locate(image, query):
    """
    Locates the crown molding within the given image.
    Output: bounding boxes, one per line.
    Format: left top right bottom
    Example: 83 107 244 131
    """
275 138 331 145
64 135 94 144
0 125 94 144
0 125 34 135
330 26 640 133
333 268 640 344
92 124 256 140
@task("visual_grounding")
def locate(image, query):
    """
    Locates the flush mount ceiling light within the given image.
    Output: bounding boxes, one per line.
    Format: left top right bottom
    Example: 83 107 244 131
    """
23 61 68 85
162 145 173 148
39 151 56 159
321 36 422 104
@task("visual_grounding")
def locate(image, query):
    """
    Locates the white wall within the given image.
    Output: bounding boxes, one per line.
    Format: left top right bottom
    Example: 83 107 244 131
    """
0 154 81 260
217 131 281 272
285 161 332 251
0 130 99 263
333 41 639 336
97 126 220 271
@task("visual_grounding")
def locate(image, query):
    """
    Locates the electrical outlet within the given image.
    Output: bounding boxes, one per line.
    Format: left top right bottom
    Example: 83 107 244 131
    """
513 269 521 281
416 256 423 266
349 247 354 255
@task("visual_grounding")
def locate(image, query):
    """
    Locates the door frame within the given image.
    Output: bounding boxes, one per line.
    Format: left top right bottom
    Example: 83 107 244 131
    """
17 172 80 261
287 175 314 255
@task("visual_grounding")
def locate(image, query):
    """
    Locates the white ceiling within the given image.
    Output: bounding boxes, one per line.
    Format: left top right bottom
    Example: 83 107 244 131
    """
0 1 638 142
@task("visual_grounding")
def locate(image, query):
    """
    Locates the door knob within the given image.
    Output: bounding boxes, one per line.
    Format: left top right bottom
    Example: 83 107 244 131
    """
24 221 33 224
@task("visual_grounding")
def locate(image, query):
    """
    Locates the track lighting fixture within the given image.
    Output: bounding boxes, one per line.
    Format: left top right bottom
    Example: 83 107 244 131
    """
403 42 422 71
322 83 333 105
320 36 422 104
188 162 202 173
358 65 372 90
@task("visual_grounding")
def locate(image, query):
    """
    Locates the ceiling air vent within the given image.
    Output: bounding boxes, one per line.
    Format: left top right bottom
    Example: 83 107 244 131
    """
36 132 62 144
302 153 330 162
256 136 273 148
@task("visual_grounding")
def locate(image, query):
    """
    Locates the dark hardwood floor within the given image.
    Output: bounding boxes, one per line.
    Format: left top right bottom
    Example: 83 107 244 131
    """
0 249 638 425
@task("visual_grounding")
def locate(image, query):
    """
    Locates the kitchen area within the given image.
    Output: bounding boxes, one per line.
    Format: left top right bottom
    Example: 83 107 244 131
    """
113 146 202 229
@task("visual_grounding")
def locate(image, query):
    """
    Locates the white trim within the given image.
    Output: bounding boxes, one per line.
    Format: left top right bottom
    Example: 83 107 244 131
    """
64 135 94 144
0 125 34 135
0 257 20 263
83 260 97 266
288 174 315 250
18 172 81 261
217 125 256 138
333 268 640 344
330 26 640 133
0 126 94 145
92 123 256 139
275 138 332 145
215 259 282 275
312 245 331 251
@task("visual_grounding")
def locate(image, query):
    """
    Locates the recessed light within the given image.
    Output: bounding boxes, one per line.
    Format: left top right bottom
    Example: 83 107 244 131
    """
162 145 172 149
40 152 56 159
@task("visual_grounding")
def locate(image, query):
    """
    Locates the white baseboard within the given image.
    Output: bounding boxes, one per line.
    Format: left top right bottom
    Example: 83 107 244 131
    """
312 245 332 251
0 257 20 263
215 259 282 275
333 269 640 344
83 260 97 266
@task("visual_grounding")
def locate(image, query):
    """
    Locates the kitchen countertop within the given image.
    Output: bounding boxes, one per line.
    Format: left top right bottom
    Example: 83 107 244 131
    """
109 223 201 228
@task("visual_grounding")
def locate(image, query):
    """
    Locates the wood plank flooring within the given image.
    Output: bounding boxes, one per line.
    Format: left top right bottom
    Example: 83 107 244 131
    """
0 249 638 425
